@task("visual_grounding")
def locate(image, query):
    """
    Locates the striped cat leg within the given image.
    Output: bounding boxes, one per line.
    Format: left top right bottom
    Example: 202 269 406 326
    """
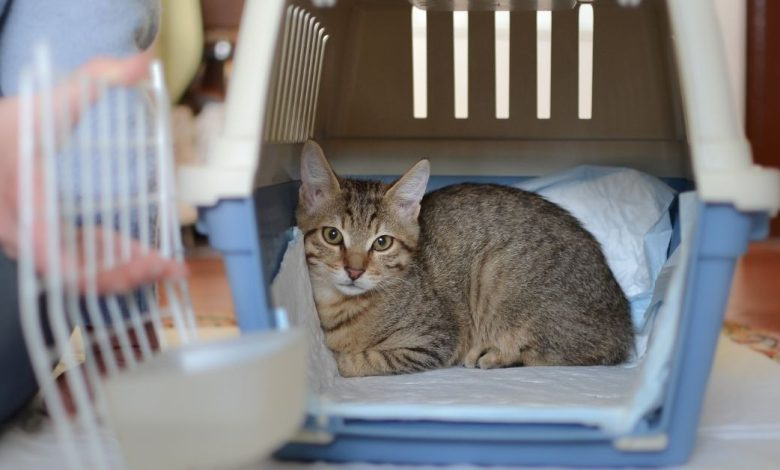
336 347 447 378
463 331 534 369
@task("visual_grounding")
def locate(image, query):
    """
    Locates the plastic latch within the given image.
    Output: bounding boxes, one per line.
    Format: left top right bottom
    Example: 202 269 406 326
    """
696 165 780 215
613 433 669 452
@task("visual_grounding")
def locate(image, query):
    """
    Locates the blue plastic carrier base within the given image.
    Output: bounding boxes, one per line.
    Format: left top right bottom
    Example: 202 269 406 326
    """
199 175 769 467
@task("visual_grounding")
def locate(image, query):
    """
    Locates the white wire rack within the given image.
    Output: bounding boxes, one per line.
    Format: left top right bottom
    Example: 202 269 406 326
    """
17 45 197 470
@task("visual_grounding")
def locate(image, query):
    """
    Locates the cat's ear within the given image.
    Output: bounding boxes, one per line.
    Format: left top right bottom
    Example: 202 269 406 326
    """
385 159 430 220
300 140 340 213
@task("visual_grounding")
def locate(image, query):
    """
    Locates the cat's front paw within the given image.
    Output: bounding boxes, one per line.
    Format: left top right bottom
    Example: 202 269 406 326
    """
335 353 362 378
463 347 486 368
463 347 508 369
477 350 502 369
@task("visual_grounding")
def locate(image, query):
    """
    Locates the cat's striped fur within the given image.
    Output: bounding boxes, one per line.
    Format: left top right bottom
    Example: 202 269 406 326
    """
297 141 634 378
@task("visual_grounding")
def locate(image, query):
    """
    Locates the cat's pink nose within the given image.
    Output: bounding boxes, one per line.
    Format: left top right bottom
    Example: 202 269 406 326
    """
345 267 365 281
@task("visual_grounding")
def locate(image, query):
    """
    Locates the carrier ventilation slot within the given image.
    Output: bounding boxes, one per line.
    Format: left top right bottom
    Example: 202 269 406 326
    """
411 6 596 121
266 6 328 143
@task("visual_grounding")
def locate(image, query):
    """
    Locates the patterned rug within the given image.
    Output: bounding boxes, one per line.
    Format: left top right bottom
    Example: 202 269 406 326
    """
724 322 780 364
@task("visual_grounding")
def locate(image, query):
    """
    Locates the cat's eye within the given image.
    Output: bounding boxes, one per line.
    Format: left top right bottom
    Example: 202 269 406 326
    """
322 227 343 245
372 235 393 252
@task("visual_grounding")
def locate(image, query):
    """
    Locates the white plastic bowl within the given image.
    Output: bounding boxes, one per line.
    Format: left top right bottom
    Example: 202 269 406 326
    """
101 329 306 470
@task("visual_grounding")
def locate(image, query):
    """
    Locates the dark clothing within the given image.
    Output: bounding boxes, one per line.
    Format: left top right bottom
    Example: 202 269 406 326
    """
0 252 38 424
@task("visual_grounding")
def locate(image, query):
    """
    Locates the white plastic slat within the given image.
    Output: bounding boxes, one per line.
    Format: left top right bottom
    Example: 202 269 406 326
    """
299 24 317 140
412 7 428 119
308 34 329 134
537 11 552 119
270 6 295 141
495 11 510 119
289 14 314 142
96 81 139 370
134 101 168 349
78 77 121 377
281 9 307 142
116 88 154 362
453 11 469 119
292 17 316 142
303 28 326 138
151 63 198 342
579 4 594 119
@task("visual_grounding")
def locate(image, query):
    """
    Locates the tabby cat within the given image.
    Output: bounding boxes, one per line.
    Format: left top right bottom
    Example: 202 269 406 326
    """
297 141 634 378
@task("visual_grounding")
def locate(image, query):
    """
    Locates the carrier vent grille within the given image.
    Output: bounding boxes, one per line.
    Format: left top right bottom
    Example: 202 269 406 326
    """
265 6 328 143
411 5 594 121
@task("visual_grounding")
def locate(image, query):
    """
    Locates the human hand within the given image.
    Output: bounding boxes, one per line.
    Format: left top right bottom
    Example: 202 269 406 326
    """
0 51 188 294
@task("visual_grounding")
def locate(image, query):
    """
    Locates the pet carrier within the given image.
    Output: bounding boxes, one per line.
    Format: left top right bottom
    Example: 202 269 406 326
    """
16 46 306 470
177 0 780 466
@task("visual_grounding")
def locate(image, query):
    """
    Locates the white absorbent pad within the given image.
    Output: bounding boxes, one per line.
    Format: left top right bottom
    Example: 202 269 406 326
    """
516 166 676 330
263 336 780 470
270 192 697 436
